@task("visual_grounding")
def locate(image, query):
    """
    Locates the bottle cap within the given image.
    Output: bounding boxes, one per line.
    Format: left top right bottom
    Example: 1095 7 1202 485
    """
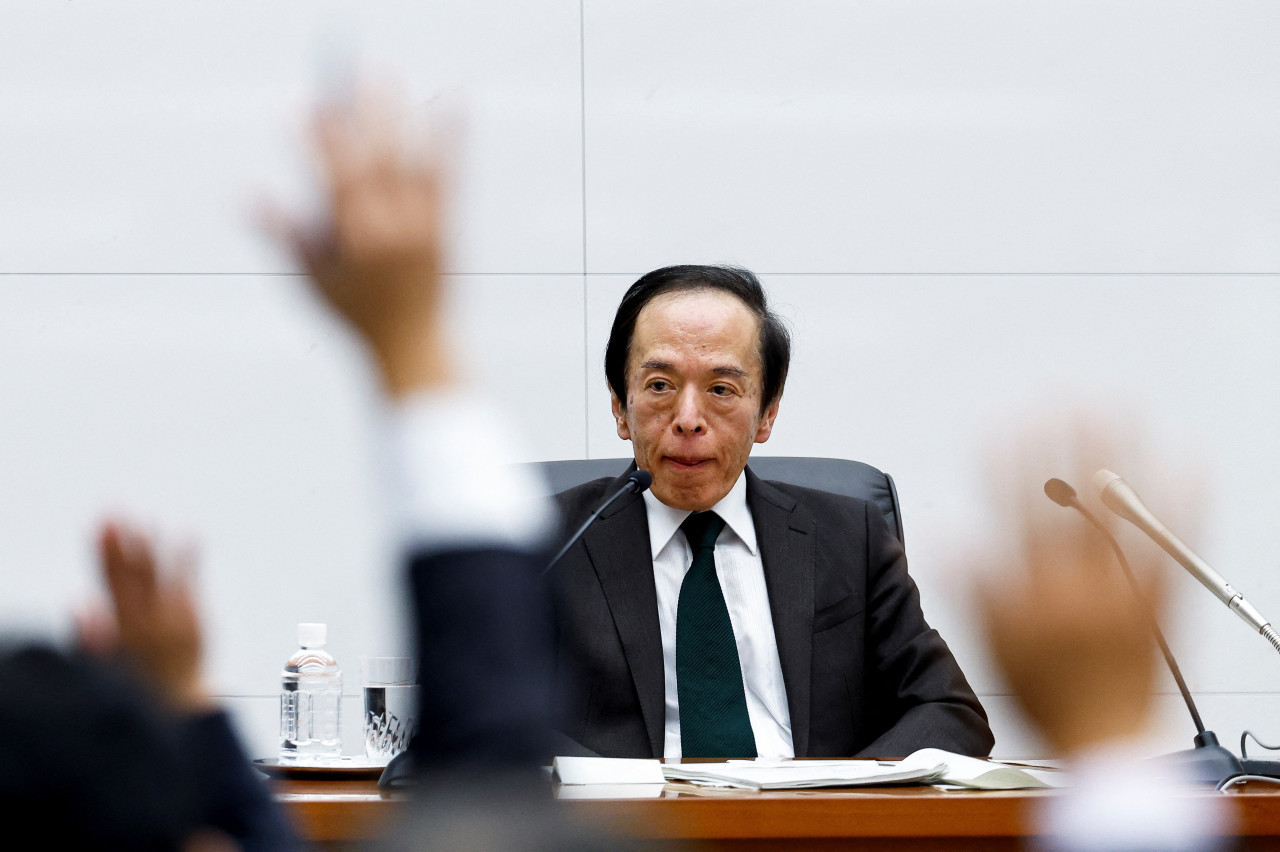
297 623 327 647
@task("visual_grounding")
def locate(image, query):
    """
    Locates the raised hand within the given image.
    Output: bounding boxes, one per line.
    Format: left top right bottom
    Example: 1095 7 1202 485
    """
80 521 213 714
265 90 455 397
974 426 1170 757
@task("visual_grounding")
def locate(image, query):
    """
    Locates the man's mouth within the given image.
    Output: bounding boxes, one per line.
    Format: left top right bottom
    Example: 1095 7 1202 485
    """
665 456 710 470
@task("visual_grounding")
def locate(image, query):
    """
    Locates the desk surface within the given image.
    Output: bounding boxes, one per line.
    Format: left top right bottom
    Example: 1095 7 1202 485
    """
273 776 1280 850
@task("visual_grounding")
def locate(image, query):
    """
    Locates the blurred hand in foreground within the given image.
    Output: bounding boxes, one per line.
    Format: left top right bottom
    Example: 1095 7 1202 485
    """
975 429 1169 758
265 90 454 398
78 521 213 714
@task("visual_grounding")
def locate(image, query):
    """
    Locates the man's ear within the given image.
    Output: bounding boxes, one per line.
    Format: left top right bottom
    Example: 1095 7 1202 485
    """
754 396 781 444
611 390 631 441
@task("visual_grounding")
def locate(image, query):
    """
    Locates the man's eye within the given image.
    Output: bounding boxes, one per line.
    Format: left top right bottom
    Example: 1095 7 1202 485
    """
649 380 669 392
710 385 731 396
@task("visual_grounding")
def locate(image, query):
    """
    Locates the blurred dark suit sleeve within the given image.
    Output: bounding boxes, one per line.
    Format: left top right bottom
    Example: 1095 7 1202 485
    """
406 545 559 769
180 710 304 851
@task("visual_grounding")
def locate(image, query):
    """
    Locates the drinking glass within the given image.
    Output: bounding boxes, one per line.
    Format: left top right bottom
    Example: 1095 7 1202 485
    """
361 656 420 762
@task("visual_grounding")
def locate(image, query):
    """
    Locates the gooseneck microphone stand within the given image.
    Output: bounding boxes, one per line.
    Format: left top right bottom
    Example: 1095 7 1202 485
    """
542 469 652 575
1044 478 1245 785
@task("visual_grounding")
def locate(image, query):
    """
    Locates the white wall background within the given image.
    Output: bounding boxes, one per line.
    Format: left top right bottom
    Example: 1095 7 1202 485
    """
2 0 1279 761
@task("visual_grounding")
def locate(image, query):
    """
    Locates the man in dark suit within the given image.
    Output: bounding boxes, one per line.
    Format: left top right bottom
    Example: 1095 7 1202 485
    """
551 266 992 759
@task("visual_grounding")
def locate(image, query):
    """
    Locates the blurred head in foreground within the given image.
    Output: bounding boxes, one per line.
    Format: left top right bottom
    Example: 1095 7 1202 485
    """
0 643 210 851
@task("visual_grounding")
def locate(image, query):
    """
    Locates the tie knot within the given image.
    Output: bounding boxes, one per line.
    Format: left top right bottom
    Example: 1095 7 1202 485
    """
680 511 725 551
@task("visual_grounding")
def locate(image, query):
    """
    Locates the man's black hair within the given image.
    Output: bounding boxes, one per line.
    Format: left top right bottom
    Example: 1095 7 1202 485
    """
604 265 791 415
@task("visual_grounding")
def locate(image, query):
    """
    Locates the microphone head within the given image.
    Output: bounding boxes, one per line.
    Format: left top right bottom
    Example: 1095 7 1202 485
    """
1093 468 1123 495
1043 478 1078 508
1093 468 1142 524
1093 468 1124 510
628 470 653 493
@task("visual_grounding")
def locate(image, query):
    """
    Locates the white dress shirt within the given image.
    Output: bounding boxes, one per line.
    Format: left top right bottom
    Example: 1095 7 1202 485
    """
645 473 794 759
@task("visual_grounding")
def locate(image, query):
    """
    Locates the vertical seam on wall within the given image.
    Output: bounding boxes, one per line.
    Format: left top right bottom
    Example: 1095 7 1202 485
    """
580 0 590 459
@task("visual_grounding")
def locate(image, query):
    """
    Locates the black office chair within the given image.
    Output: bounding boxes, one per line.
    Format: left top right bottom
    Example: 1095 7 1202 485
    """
528 456 904 545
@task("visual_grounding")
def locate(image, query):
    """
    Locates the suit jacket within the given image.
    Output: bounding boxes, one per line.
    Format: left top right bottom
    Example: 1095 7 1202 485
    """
550 465 993 759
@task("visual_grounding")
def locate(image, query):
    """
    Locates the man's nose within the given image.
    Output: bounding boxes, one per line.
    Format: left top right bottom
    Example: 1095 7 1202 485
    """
672 388 706 434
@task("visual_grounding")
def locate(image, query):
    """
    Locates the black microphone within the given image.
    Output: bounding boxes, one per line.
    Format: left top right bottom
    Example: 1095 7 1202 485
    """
542 470 652 575
1043 478 1244 784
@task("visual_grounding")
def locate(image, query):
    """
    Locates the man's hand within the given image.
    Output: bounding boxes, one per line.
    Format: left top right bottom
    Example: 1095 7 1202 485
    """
79 521 213 714
974 428 1170 758
265 91 455 398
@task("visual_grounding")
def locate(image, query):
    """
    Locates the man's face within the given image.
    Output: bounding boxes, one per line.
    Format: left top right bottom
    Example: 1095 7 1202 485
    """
612 289 780 512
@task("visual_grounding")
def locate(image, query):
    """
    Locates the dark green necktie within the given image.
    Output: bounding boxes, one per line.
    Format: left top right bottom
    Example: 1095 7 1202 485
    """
676 511 757 758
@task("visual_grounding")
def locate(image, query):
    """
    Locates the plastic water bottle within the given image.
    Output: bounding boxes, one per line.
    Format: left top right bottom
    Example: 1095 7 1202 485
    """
279 622 343 762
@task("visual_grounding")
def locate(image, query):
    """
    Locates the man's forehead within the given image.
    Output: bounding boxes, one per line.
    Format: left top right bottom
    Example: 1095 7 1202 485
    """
631 290 759 348
642 287 753 319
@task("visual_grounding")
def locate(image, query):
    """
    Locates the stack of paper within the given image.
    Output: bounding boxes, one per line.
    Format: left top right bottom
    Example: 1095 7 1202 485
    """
553 755 665 785
896 748 1060 790
552 748 1062 793
662 758 947 790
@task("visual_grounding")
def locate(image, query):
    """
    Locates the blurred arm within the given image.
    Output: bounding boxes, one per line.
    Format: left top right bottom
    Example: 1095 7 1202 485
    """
974 430 1230 851
87 521 302 850
268 90 560 773
268 89 553 553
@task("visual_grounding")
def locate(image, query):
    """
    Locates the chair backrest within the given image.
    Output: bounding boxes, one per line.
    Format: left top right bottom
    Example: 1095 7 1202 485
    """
529 456 904 545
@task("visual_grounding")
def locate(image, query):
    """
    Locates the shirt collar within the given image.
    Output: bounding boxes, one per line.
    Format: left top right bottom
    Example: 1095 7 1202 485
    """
643 469 757 559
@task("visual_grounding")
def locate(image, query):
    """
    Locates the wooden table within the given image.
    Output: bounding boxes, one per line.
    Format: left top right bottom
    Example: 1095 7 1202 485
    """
273 778 398 846
274 776 1280 850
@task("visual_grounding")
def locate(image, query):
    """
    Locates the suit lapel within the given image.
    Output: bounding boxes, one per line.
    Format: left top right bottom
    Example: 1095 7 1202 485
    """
746 467 816 757
581 473 666 757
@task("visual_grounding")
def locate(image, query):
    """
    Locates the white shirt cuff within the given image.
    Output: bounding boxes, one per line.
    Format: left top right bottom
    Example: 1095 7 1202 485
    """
385 389 556 557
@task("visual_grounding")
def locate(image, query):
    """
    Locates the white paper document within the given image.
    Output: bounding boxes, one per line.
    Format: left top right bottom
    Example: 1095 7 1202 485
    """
896 748 1061 789
551 749 1062 793
662 758 945 790
555 782 667 799
663 749 1061 791
552 755 666 785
